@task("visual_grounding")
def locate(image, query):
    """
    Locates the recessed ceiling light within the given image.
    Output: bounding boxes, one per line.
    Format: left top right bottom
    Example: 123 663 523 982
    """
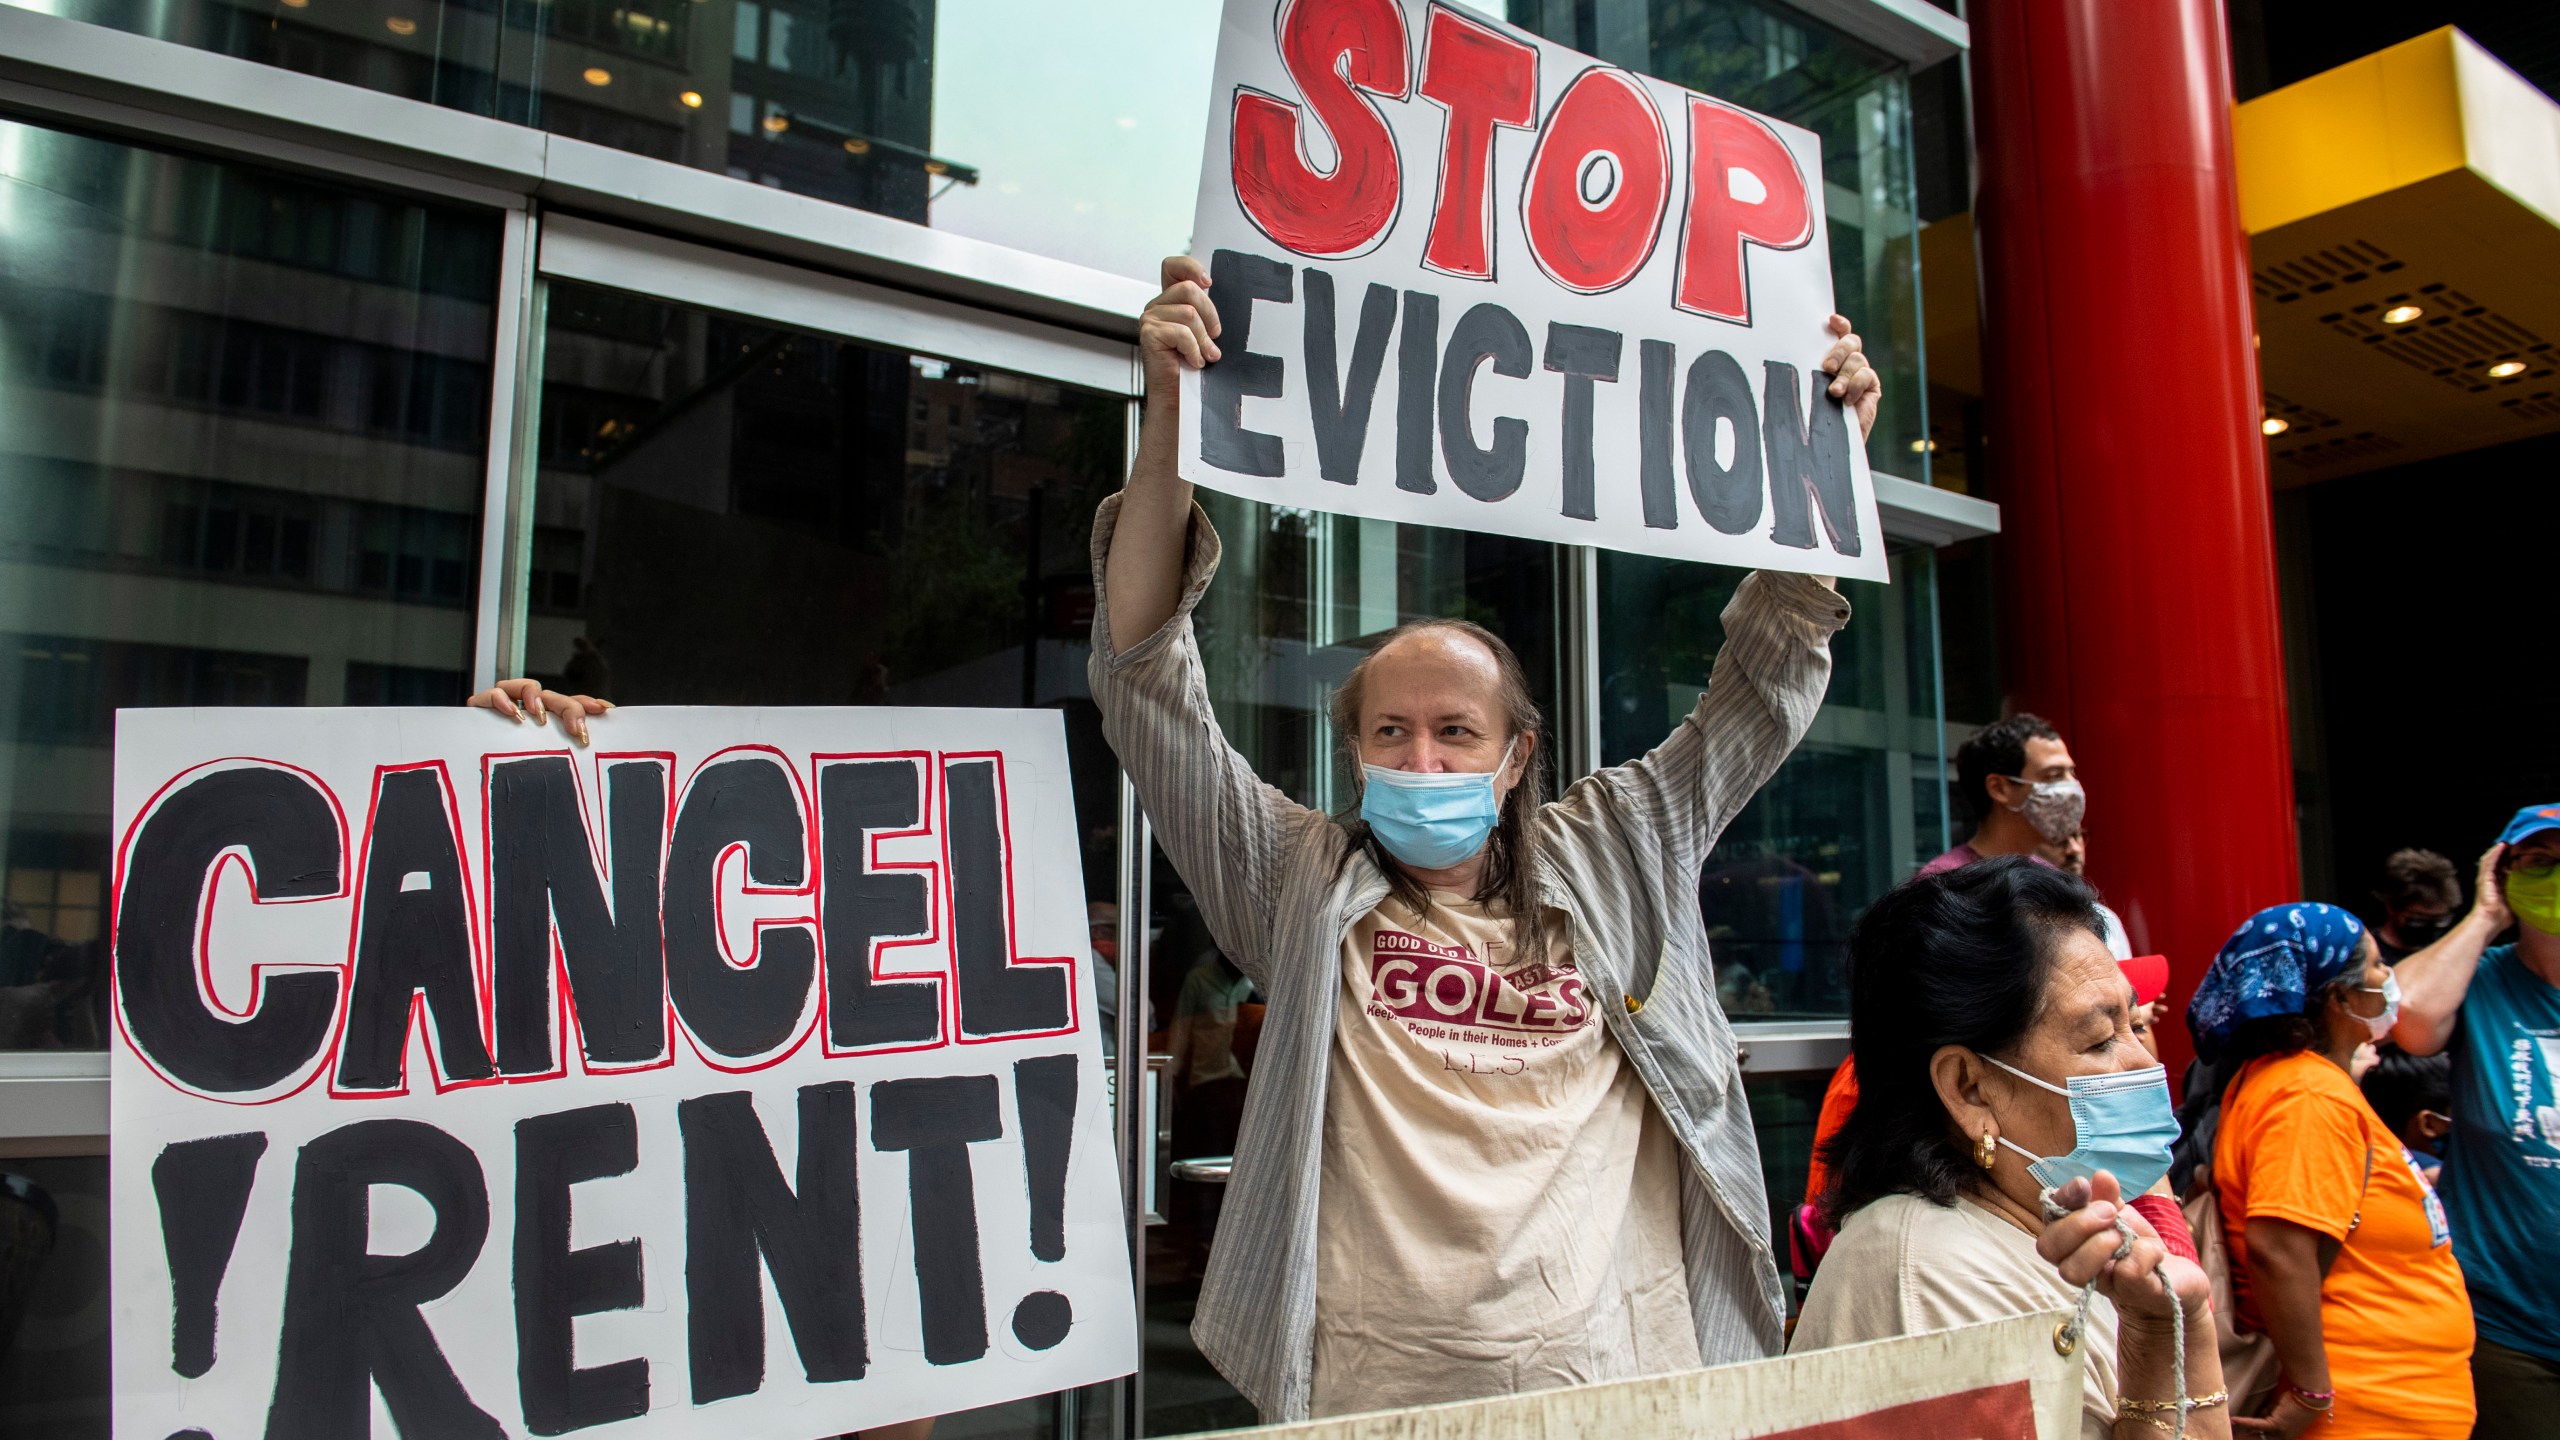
2382 304 2423 324
2488 360 2526 378
762 114 789 134
2261 416 2290 436
924 159 949 175
582 66 612 86
843 137 871 155
384 15 416 33
678 90 703 108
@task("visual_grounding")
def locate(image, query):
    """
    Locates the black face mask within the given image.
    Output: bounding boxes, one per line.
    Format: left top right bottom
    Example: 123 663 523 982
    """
2393 913 2453 945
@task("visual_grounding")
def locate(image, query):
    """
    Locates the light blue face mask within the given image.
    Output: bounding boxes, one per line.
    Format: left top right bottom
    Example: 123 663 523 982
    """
1359 739 1514 871
1986 1055 2179 1197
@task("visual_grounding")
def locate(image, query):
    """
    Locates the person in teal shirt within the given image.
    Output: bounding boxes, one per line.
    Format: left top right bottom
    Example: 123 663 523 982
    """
2394 803 2560 1440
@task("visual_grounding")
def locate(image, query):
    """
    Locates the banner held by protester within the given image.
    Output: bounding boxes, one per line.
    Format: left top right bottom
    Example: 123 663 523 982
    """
1204 1311 2083 1440
1182 0 1888 582
110 705 1136 1440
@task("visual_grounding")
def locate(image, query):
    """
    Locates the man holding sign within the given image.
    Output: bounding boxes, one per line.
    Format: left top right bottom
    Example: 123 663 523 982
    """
1098 0 1886 1421
1098 250 1874 1420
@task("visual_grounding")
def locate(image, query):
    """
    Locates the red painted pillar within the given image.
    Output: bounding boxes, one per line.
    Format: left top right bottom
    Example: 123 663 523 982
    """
1970 0 2297 1086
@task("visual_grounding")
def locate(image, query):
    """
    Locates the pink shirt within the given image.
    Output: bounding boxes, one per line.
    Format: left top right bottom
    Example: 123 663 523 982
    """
1915 842 2057 879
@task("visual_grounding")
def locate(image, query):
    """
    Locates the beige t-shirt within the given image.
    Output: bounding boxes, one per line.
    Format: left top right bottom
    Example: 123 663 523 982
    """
1309 891 1699 1417
1792 1192 2118 1440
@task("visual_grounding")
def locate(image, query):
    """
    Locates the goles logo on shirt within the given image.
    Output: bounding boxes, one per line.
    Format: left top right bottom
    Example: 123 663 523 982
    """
1371 930 1590 1033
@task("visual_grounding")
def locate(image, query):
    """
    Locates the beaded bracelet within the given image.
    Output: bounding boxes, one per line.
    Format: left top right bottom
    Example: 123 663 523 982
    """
2280 1381 2338 1413
2121 1390 2228 1415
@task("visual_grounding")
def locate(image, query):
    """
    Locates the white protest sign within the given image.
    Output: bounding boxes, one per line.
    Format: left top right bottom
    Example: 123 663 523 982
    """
1180 0 1888 582
1211 1311 2084 1440
110 706 1136 1440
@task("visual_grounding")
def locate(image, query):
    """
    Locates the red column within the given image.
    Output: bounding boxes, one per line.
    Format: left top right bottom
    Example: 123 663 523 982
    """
1970 0 2297 1085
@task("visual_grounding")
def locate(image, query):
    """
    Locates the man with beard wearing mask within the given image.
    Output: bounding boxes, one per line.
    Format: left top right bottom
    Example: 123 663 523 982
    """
1921 715 2131 959
1922 714 2083 876
2371 847 2461 965
1098 256 1879 1421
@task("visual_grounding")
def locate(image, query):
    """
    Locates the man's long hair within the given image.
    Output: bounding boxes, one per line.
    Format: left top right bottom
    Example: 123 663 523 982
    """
1329 618 1550 964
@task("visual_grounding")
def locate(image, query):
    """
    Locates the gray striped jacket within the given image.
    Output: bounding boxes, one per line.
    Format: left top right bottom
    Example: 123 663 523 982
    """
1086 495 1851 1421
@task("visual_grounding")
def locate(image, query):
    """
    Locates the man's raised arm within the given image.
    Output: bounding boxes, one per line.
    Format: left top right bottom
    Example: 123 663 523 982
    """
1107 256 1222 646
1090 257 1323 989
1559 319 1880 875
2393 842 2510 1055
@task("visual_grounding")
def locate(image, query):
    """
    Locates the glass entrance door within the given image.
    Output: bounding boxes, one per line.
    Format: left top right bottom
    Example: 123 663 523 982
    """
525 219 1137 1439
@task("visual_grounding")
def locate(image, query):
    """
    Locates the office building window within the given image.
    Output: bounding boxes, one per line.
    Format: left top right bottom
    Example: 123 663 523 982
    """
0 119 496 1051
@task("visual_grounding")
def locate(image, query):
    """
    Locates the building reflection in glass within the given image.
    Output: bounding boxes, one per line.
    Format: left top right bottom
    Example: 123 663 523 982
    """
0 120 496 1050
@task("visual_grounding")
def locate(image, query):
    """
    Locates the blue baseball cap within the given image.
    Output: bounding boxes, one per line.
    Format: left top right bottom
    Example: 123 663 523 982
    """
2499 803 2560 846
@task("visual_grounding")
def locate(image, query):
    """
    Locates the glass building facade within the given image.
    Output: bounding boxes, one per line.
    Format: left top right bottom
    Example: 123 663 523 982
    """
0 0 1987 1432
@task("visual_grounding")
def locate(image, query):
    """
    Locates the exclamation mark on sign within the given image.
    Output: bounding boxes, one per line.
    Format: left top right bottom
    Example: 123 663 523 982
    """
1009 1054 1076 1351
151 1132 270 1379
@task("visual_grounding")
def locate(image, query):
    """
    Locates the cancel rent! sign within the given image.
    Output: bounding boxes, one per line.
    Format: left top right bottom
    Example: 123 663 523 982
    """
109 707 1136 1440
1183 0 1887 582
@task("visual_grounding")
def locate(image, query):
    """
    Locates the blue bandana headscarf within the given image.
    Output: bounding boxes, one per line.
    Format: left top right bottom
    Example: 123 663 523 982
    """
2188 903 2368 1061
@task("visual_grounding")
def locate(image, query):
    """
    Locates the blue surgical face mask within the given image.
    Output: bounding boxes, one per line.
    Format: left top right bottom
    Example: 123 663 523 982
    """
1986 1055 2179 1197
1359 739 1514 871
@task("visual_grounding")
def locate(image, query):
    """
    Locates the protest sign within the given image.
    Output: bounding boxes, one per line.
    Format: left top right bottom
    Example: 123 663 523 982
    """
1207 1311 2085 1440
1180 0 1889 582
110 706 1136 1440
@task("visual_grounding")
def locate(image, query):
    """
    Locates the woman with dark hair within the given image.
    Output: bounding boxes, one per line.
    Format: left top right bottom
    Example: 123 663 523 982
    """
2189 905 2473 1438
1794 857 2227 1440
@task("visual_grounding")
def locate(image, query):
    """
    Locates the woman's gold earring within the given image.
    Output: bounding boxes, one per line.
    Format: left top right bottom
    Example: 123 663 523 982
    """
1975 1128 1998 1170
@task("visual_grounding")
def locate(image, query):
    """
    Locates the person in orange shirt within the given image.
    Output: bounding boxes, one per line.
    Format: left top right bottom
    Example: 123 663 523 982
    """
2188 903 2473 1438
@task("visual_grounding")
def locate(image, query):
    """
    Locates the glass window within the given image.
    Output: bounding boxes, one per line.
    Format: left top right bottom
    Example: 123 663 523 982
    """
1598 546 1943 1019
3 0 1219 279
529 277 1129 1440
0 1155 109 1438
0 119 497 1050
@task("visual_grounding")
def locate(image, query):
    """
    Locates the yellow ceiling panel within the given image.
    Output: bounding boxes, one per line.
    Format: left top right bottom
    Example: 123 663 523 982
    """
2239 28 2560 484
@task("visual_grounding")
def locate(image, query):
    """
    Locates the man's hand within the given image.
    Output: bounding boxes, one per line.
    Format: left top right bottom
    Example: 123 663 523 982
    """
2473 841 2512 932
1141 256 1220 403
1820 313 1881 442
468 679 613 745
1112 257 1221 649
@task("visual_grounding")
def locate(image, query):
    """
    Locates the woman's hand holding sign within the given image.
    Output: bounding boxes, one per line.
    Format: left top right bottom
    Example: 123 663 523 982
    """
468 678 613 745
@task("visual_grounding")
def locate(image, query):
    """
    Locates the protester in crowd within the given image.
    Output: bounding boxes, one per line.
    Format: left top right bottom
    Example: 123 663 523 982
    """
1796 941 2170 1280
1922 722 2136 957
1922 715 2081 875
1796 857 2226 1440
2371 847 2461 965
2391 806 2560 1437
2360 1048 2453 1185
2187 903 2473 1438
1067 255 1876 1420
